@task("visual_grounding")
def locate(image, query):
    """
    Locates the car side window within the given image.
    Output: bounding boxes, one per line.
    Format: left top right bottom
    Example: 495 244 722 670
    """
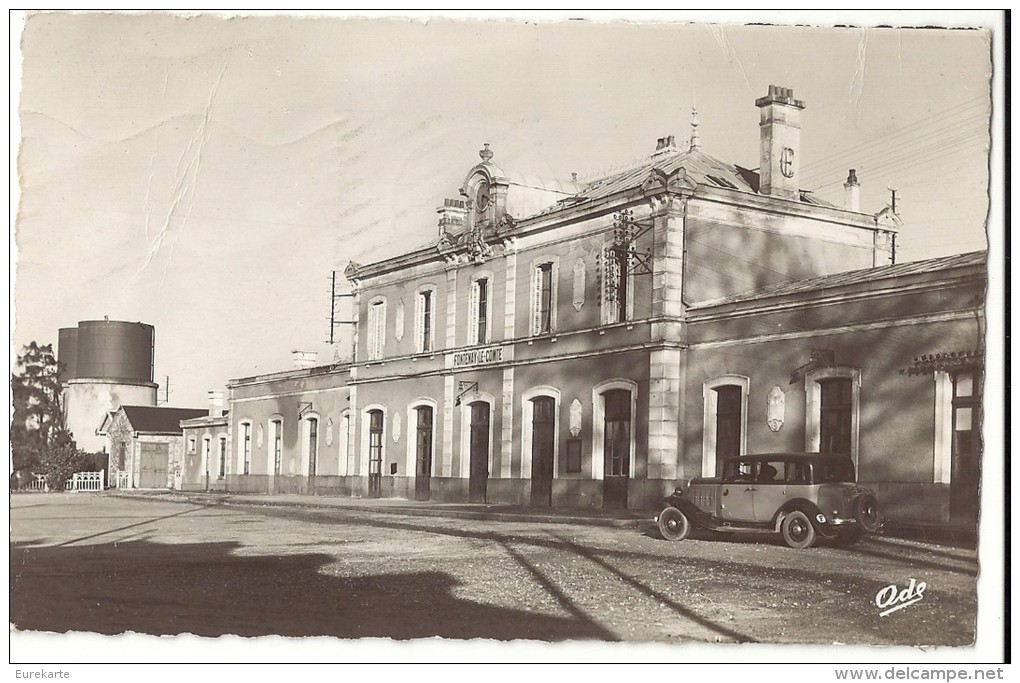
723 460 755 483
757 461 783 483
786 462 809 484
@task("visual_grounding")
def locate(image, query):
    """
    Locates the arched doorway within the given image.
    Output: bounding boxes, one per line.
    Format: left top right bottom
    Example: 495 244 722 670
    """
415 405 433 501
602 389 631 508
468 401 490 503
530 396 556 506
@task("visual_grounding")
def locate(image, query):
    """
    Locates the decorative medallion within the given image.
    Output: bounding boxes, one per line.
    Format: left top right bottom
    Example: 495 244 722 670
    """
392 411 402 443
766 386 786 432
569 398 583 438
394 300 405 342
572 259 586 311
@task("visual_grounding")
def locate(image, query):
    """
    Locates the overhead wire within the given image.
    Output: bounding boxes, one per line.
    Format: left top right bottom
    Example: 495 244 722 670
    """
798 96 988 176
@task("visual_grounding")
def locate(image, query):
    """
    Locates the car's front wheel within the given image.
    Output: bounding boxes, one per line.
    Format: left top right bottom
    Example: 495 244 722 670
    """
781 510 817 549
657 506 691 541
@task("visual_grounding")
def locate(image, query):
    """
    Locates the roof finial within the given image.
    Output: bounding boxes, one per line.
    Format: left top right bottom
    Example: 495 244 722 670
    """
479 142 493 163
689 91 700 152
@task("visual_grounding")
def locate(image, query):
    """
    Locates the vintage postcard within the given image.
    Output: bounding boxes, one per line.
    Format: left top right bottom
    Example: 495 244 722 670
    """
8 10 1006 672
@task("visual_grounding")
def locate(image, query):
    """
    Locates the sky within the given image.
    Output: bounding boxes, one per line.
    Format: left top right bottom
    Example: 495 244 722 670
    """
11 11 997 408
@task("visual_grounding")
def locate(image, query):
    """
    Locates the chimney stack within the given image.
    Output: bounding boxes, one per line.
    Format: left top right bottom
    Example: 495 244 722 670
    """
843 169 861 212
208 390 225 418
292 350 317 369
437 198 467 236
755 85 806 201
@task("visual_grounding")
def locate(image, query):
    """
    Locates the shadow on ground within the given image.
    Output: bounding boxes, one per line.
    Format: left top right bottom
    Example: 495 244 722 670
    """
10 537 612 641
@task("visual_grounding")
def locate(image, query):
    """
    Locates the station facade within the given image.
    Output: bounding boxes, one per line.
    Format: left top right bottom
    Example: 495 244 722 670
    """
202 85 985 525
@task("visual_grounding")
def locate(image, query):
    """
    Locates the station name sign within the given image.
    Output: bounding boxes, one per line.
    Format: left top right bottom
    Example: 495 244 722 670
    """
450 345 506 369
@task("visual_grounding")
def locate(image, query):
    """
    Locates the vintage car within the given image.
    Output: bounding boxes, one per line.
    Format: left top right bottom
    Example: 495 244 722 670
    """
655 453 881 548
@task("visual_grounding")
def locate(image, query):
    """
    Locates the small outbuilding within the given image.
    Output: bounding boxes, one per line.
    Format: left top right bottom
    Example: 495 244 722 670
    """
99 405 207 489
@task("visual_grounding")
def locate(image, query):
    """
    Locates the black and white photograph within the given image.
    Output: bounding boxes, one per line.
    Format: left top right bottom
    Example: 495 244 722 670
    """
8 10 1006 671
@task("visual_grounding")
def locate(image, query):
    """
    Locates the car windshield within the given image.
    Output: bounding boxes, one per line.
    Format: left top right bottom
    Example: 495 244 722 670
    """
815 457 856 483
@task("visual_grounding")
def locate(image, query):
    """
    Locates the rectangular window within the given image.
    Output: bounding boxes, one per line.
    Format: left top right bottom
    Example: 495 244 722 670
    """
417 290 433 353
601 246 631 325
367 301 386 360
242 423 251 475
476 278 488 344
218 437 227 478
469 277 490 345
533 263 554 335
819 378 853 455
188 436 196 454
116 441 126 470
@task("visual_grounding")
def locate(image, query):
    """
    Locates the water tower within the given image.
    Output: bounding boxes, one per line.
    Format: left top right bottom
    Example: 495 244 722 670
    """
58 320 158 453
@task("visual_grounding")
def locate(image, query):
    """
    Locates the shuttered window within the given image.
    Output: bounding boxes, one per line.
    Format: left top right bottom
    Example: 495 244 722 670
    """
532 262 554 335
600 245 630 325
416 289 433 353
469 277 489 345
367 300 386 360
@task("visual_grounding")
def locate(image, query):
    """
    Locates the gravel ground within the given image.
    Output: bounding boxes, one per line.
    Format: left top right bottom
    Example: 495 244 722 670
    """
9 494 978 644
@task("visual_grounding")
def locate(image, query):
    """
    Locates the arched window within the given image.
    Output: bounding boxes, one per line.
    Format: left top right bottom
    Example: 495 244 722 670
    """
218 435 227 479
302 414 320 478
238 421 252 475
269 417 283 476
365 408 385 497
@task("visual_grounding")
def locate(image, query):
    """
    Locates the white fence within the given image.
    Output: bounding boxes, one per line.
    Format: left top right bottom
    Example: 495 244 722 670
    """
23 474 48 492
67 471 104 492
117 471 130 489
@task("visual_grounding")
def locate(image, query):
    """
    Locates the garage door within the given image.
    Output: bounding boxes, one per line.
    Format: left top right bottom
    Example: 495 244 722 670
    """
139 443 170 489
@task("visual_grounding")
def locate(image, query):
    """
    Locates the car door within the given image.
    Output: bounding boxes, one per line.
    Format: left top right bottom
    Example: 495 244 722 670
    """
752 460 789 521
719 459 757 522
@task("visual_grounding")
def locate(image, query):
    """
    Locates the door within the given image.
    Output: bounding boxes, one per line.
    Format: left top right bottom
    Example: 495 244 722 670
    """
415 406 433 501
603 389 631 508
139 443 169 489
949 371 980 521
368 410 383 498
719 459 757 522
469 402 489 503
530 396 555 506
751 460 789 521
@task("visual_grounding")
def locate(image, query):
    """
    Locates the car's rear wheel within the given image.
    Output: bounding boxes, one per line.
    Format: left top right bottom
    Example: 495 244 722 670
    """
832 527 864 546
781 510 817 549
657 506 691 541
853 493 881 532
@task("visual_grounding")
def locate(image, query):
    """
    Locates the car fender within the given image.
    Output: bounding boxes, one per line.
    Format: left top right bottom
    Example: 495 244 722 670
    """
658 494 707 530
773 499 836 538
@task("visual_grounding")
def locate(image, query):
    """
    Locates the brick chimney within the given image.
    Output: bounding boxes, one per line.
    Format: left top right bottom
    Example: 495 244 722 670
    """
437 198 467 236
756 85 805 201
208 390 225 417
844 169 861 212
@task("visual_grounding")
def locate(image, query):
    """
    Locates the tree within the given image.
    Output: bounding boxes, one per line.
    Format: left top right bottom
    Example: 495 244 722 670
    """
11 342 75 478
